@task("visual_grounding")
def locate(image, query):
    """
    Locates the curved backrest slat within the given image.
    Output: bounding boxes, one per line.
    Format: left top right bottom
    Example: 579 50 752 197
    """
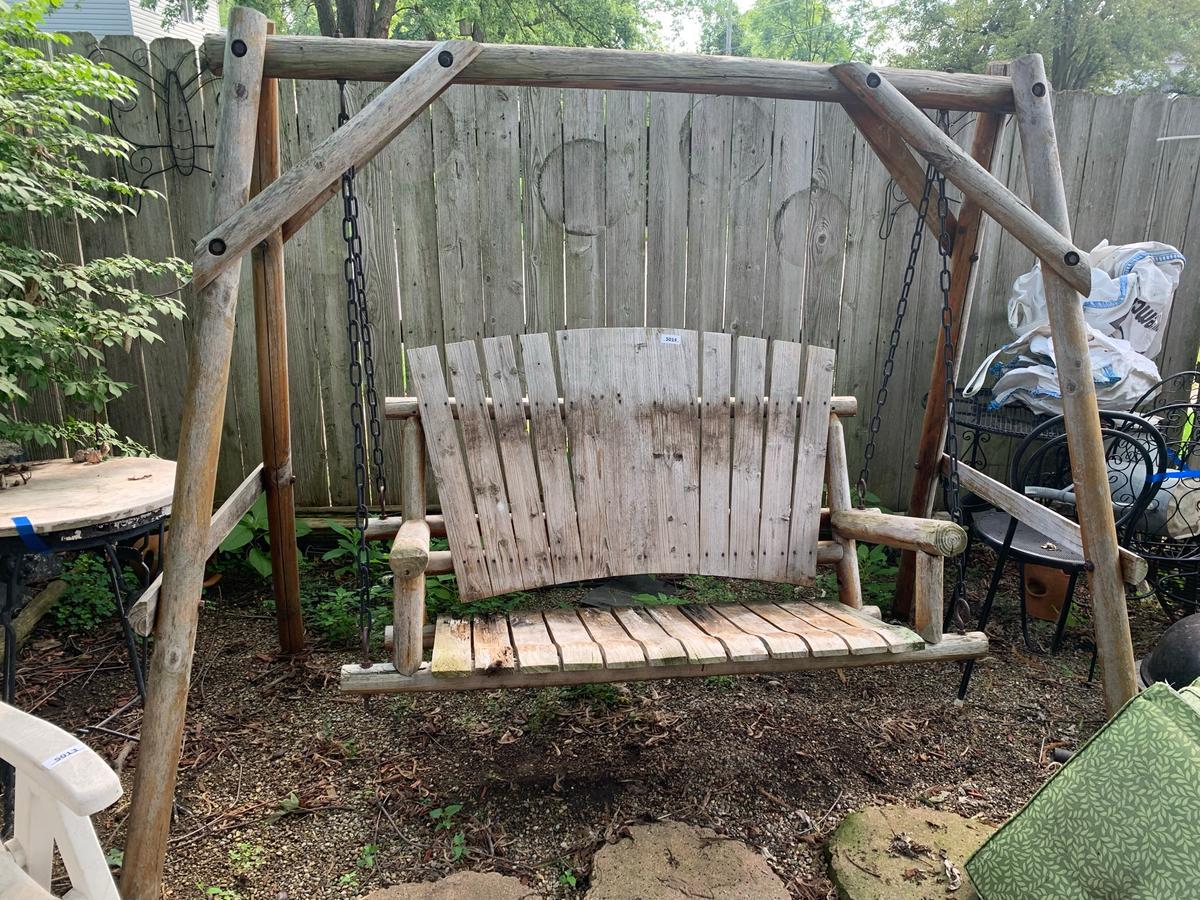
408 327 840 601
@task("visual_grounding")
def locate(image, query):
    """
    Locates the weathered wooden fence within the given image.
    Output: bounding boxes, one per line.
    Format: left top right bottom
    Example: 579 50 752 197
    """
16 34 1200 510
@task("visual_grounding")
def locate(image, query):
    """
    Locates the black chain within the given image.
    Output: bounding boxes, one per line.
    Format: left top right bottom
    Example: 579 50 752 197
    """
337 78 388 667
857 151 941 506
931 110 970 628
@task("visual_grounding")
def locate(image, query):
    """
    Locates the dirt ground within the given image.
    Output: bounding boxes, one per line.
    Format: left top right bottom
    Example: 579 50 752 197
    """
18 551 1171 900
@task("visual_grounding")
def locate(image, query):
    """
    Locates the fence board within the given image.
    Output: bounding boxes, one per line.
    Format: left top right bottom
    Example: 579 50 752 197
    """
1157 98 1200 379
1110 94 1171 245
432 86 484 345
725 96 775 340
562 89 606 329
803 102 854 348
393 107 442 357
646 92 691 327
684 94 733 334
763 100 816 343
605 91 649 327
476 86 524 340
67 33 153 453
521 87 564 335
347 82 406 503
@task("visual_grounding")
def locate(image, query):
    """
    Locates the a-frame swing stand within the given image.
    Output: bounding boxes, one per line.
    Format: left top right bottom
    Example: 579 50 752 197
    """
116 10 1145 897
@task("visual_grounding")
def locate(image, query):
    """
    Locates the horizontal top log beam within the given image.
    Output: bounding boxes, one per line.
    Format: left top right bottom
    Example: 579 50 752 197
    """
201 33 1016 114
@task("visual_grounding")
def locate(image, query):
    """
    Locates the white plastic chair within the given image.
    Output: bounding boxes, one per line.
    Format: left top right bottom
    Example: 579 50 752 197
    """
0 703 121 899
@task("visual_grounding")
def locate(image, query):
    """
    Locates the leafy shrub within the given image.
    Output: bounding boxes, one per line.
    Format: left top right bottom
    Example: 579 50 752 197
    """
321 519 388 579
218 494 311 578
55 552 117 632
1 1 188 453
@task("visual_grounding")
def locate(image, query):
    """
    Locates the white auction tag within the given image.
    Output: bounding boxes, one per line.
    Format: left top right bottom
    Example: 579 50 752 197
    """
42 745 85 770
660 333 681 345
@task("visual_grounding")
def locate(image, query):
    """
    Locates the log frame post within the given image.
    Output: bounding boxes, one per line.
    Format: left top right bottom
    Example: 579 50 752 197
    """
251 20 305 654
912 552 945 644
120 9 269 898
391 417 428 674
893 60 1009 619
825 417 863 609
1009 54 1137 715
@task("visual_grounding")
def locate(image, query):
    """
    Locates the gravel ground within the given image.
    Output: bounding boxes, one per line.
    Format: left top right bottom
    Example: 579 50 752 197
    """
19 550 1171 899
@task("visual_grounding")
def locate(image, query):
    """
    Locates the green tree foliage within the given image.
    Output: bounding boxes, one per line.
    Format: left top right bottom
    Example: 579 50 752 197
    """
168 0 660 42
876 0 1200 91
0 0 187 453
697 0 864 62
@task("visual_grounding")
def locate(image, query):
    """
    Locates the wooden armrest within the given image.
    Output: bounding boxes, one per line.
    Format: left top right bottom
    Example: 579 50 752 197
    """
390 518 432 579
0 704 121 817
830 509 967 557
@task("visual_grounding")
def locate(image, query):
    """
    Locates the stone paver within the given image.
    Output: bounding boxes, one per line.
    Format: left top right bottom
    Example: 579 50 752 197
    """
585 820 789 900
826 805 994 900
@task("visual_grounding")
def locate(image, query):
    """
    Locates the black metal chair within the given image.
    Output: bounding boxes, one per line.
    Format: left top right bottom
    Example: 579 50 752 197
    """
958 412 1167 698
1132 371 1200 415
1126 400 1200 620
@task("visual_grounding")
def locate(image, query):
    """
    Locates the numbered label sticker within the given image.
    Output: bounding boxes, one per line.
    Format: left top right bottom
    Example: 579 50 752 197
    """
660 334 682 345
42 745 85 770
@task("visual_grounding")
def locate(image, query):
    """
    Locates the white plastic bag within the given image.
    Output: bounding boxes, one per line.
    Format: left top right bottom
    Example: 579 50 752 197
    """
1003 241 1184 358
963 324 1161 416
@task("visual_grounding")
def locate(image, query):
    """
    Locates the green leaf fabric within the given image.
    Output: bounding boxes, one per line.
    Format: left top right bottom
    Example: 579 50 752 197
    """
967 679 1200 899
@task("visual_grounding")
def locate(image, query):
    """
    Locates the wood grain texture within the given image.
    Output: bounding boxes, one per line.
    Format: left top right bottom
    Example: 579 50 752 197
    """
685 95 733 333
646 92 691 327
831 62 1091 296
193 41 480 289
444 341 524 592
757 341 802 580
824 417 863 610
475 86 524 340
341 631 987 693
1010 54 1137 716
563 89 606 329
912 551 944 644
207 34 1017 113
762 99 816 343
520 87 564 335
787 347 835 579
725 96 775 339
406 345 492 598
699 332 733 575
729 337 768 579
519 333 586 582
432 86 485 346
604 90 649 326
481 337 554 585
122 13 267 899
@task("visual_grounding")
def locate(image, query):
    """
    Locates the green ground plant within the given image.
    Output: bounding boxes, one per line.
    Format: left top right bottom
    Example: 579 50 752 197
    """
54 552 117 633
218 494 311 578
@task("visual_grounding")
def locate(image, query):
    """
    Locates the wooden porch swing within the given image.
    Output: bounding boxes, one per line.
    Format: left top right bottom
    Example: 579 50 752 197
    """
116 10 1148 896
343 330 981 692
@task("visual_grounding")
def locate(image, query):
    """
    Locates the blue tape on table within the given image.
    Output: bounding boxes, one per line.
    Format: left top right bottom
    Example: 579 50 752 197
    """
11 517 50 554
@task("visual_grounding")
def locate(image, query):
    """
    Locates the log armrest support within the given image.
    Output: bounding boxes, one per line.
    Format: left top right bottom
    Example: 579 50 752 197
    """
830 510 964 645
830 509 967 557
391 518 430 676
390 518 432 579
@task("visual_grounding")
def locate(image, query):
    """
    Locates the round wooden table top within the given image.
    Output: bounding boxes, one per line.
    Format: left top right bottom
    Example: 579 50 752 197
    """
0 457 176 539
